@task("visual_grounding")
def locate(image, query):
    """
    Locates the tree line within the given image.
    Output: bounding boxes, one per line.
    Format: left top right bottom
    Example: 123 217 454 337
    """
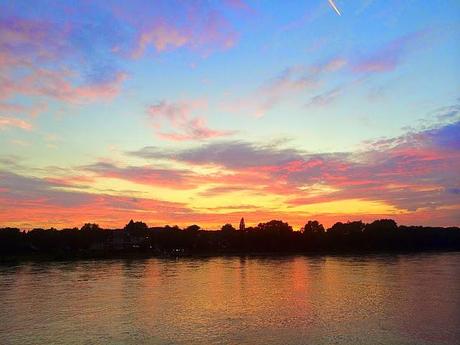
1 218 460 258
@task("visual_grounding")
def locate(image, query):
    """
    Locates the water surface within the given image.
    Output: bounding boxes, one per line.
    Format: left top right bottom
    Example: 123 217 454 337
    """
1 253 459 345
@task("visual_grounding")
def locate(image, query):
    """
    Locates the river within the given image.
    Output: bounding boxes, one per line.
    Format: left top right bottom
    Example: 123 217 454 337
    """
1 253 459 344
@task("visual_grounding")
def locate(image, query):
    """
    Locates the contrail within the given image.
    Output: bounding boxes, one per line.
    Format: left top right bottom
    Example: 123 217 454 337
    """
328 0 341 16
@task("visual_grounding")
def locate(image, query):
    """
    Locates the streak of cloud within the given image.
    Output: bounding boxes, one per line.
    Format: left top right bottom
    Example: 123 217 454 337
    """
328 0 341 16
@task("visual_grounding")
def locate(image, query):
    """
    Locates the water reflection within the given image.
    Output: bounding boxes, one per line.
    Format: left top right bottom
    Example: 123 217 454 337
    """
1 253 459 345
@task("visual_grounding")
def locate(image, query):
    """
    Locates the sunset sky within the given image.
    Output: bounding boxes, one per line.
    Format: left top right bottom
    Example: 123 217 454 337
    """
1 0 459 229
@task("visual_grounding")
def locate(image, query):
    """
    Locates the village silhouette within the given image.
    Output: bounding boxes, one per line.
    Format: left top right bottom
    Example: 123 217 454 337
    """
1 218 459 259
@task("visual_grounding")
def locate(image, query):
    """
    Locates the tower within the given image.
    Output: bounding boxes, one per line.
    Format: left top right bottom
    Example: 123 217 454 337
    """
239 217 245 231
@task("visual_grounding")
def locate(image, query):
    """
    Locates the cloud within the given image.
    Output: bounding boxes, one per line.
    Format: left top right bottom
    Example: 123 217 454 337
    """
46 71 127 103
315 58 347 73
306 76 365 108
0 17 66 69
255 66 319 114
0 10 129 120
147 100 236 141
229 57 347 117
307 86 343 107
1 120 459 228
0 170 93 207
448 188 460 195
423 121 460 151
0 102 46 118
433 101 460 122
131 140 305 169
1 67 127 103
133 22 191 56
0 0 247 129
0 1 242 112
352 29 428 74
120 0 241 58
199 185 259 197
82 161 199 189
148 100 199 125
131 120 460 215
0 116 33 131
133 13 236 57
0 170 191 228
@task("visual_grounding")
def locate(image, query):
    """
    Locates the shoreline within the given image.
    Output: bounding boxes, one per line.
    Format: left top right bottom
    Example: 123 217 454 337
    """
2 248 460 264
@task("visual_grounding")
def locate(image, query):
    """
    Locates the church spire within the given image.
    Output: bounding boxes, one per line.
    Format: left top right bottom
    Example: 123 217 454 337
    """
239 217 245 231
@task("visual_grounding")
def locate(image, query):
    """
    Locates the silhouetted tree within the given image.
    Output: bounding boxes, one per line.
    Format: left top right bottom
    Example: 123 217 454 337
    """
124 220 148 237
185 224 200 232
0 228 24 253
303 220 325 234
257 220 292 233
221 223 236 232
81 223 101 231
328 221 365 235
364 219 398 234
164 225 180 231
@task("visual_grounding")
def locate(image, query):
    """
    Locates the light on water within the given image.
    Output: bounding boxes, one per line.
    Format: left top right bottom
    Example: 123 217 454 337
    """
1 253 459 345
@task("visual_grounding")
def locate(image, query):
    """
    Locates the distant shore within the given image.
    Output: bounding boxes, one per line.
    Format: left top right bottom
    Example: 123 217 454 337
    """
2 248 460 264
2 219 460 262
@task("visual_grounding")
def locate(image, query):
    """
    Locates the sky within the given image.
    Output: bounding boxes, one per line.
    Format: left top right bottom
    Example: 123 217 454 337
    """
0 0 459 230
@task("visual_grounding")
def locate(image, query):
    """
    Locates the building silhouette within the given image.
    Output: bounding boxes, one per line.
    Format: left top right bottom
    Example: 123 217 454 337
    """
239 217 245 231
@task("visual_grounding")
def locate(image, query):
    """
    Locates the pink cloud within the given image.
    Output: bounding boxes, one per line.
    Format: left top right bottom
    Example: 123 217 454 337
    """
60 72 127 103
0 102 46 118
0 14 128 122
352 29 428 74
148 100 236 141
0 116 33 131
133 22 190 57
158 117 236 141
227 56 347 117
131 3 238 58
1 68 127 103
311 57 347 73
0 17 66 70
148 100 194 124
